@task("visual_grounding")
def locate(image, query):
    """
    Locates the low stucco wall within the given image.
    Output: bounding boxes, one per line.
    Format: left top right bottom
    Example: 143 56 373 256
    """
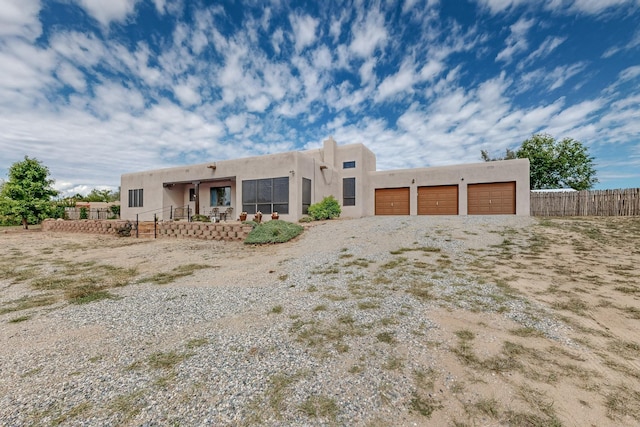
42 219 253 241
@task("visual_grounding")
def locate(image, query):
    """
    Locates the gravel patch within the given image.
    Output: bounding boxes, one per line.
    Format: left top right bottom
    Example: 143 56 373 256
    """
1 215 575 426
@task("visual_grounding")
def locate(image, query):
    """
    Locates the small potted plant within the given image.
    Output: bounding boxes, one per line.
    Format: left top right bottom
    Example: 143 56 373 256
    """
271 212 279 220
253 211 262 223
239 211 248 221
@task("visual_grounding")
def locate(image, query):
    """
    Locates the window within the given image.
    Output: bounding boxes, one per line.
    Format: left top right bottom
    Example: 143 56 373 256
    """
343 161 356 169
189 188 196 202
343 178 355 206
302 178 311 214
210 187 231 206
128 189 143 207
242 177 289 214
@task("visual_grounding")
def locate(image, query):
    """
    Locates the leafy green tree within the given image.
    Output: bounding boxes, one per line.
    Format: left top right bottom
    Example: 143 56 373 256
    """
84 188 119 202
517 134 598 190
0 157 59 228
480 148 517 162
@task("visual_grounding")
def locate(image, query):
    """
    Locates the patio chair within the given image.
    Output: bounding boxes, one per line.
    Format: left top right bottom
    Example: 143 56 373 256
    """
210 207 220 222
225 207 233 221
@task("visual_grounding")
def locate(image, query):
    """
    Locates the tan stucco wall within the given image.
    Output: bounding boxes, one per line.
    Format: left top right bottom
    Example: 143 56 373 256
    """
367 158 530 216
121 138 530 221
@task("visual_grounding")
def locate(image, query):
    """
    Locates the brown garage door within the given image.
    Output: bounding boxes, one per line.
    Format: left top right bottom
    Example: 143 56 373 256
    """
468 182 516 215
418 185 458 215
375 188 410 215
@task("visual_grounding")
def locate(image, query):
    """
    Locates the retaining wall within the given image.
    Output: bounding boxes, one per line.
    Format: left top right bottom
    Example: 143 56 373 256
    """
42 219 253 241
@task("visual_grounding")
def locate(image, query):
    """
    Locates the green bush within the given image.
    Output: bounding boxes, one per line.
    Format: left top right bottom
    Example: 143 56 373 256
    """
244 220 303 244
109 204 120 217
307 196 341 220
79 207 88 219
191 214 210 222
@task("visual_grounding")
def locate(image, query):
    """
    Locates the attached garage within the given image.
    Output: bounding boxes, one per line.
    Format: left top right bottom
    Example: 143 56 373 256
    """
418 185 458 215
468 182 516 215
375 188 410 215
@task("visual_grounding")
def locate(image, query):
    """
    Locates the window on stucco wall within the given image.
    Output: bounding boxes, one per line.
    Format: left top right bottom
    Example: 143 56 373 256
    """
210 187 231 206
302 178 311 214
343 161 356 169
128 189 143 207
343 178 355 206
242 177 289 214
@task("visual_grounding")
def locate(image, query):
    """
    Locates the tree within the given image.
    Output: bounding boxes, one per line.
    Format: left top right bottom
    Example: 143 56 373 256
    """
517 134 598 190
84 188 119 202
0 157 59 229
480 134 598 190
480 148 517 162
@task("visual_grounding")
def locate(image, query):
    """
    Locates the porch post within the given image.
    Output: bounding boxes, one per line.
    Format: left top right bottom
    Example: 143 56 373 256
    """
193 181 201 215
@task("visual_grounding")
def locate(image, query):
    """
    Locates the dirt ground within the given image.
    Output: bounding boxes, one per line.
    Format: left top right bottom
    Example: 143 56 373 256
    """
1 216 639 426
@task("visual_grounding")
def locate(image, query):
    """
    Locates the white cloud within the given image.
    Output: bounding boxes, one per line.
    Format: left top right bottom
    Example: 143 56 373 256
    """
271 28 284 54
603 29 640 58
225 113 248 134
547 63 587 90
56 62 86 92
0 40 55 94
419 60 444 81
376 61 417 101
546 99 603 134
312 45 333 70
556 0 634 15
519 62 587 92
152 0 166 14
349 7 389 58
173 80 201 107
289 13 319 53
520 36 566 69
246 94 271 112
618 65 640 82
477 0 637 16
329 9 350 43
0 0 42 40
359 58 377 86
74 0 140 27
474 0 529 14
402 0 420 14
496 17 535 63
49 31 107 68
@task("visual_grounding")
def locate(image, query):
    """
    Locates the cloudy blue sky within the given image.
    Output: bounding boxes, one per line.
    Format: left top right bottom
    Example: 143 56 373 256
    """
0 0 638 196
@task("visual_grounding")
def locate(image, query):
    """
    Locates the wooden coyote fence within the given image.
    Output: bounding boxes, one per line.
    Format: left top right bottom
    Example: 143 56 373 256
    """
530 188 640 216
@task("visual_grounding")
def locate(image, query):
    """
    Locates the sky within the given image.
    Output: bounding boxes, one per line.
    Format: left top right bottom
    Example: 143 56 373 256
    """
0 0 639 197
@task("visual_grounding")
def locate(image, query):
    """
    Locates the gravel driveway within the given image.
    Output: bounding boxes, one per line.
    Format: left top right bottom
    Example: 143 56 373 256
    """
3 215 637 426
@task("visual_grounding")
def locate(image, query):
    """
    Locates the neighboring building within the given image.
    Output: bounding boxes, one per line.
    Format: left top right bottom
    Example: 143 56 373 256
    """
120 137 530 221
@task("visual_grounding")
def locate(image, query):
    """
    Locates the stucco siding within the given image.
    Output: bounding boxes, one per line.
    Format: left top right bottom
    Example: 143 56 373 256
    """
121 138 530 221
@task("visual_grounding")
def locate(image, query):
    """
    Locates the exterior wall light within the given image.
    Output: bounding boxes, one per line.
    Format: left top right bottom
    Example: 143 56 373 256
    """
320 165 328 170
207 164 217 170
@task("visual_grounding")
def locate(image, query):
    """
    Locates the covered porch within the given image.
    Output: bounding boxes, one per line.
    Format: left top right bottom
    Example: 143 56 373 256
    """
162 176 237 221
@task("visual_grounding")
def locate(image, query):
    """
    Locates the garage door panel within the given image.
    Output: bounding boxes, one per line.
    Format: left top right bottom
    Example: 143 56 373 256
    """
418 185 458 215
468 182 515 215
375 188 410 215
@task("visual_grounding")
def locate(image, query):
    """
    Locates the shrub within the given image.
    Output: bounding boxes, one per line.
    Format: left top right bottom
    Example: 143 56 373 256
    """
307 196 341 220
298 216 314 223
245 220 303 244
191 214 210 222
79 207 88 219
109 204 120 218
